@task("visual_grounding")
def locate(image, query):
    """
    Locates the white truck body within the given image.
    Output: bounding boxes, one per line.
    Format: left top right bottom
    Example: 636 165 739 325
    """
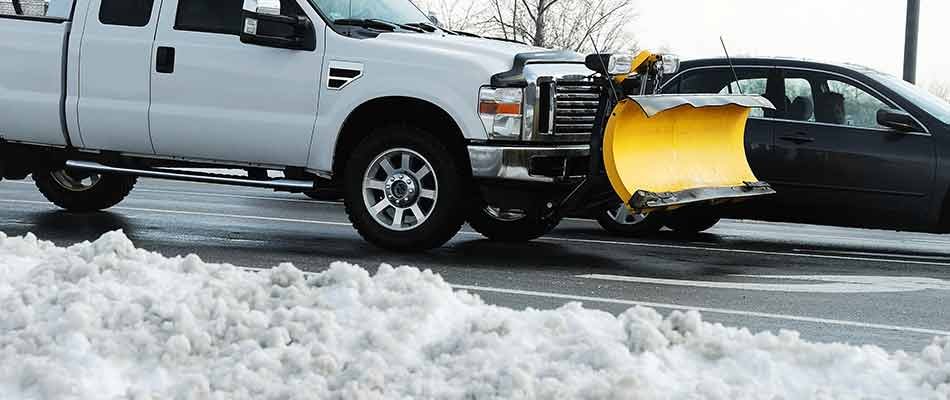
1 0 590 171
0 0 604 250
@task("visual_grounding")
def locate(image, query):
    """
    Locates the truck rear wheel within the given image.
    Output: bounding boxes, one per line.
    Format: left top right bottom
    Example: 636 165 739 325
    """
596 203 664 236
467 206 559 242
343 126 466 252
34 169 137 212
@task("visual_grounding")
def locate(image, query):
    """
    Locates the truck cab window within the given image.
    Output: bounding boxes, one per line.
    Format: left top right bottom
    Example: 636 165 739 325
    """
176 0 302 35
99 0 153 26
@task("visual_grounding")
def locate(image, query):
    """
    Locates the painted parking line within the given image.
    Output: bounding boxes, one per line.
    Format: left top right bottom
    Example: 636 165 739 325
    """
3 198 950 267
536 236 950 267
578 273 950 293
235 266 950 337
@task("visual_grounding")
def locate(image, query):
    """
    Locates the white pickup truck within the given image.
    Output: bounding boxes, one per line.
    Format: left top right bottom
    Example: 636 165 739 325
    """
0 0 773 251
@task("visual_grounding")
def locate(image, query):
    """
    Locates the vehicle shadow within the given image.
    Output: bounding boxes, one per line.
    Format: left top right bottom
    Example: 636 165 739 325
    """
14 211 135 242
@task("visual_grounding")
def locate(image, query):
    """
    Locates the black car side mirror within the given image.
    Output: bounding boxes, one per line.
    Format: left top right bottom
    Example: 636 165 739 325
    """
240 0 315 51
877 108 924 133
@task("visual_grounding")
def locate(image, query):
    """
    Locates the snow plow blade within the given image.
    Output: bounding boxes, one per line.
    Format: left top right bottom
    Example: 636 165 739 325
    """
603 95 776 212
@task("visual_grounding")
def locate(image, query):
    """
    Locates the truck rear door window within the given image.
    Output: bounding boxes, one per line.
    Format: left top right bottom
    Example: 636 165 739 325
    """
99 0 154 26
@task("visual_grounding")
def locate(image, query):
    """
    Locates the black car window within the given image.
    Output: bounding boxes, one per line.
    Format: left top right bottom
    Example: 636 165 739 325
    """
667 67 774 118
783 78 815 122
782 70 890 129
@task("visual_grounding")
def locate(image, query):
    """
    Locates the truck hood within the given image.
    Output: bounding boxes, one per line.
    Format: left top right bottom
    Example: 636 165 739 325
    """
371 32 582 80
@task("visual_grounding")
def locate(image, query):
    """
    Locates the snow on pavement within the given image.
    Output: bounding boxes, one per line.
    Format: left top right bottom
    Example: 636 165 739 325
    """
1 231 948 400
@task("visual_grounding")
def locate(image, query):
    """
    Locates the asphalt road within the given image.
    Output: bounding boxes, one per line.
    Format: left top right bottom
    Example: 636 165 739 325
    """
2 177 950 352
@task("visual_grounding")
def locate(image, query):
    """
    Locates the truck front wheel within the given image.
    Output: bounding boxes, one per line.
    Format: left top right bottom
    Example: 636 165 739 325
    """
343 126 467 251
34 169 137 212
467 206 560 242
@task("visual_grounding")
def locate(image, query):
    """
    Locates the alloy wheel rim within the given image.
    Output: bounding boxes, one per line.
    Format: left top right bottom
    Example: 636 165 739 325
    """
606 204 647 225
484 206 527 222
50 170 101 192
362 148 438 232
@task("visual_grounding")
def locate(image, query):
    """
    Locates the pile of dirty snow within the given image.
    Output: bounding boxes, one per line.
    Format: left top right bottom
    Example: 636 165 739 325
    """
0 231 948 399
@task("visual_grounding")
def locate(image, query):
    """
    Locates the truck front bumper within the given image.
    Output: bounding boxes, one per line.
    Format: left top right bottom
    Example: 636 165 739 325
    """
467 144 590 183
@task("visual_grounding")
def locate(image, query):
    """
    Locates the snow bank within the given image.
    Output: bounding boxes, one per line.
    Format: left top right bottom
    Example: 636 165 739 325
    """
1 231 948 400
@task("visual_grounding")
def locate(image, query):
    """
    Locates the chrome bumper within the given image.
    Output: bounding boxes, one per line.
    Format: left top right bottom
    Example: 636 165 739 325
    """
467 144 590 183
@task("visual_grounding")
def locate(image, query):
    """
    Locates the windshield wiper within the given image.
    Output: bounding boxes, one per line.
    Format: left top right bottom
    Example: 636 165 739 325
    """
404 22 438 33
334 18 425 33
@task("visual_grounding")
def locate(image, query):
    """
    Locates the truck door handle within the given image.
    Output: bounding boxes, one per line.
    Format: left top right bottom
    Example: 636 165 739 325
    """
778 135 815 144
156 47 175 74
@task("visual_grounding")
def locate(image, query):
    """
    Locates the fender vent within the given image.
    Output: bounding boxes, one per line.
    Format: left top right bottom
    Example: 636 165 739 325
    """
327 62 364 90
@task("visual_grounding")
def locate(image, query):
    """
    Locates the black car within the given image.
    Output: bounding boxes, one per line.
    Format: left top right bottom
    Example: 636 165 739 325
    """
597 57 950 235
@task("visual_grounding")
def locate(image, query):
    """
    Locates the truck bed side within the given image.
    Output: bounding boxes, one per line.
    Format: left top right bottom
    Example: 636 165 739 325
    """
0 15 71 146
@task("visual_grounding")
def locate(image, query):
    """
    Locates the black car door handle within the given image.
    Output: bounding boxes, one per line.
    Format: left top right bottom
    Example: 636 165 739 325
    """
156 46 175 74
778 135 815 144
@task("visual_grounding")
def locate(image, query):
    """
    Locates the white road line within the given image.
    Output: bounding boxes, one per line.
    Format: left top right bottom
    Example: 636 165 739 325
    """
0 199 354 227
3 181 342 206
133 188 341 206
4 198 950 267
578 273 950 293
449 284 950 336
795 249 950 261
234 266 950 337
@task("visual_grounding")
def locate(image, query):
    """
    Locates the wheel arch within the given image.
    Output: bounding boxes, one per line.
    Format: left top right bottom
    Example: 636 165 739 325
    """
330 96 472 184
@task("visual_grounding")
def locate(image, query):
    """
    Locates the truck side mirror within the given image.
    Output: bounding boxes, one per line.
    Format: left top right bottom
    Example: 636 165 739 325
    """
240 0 315 51
877 108 924 133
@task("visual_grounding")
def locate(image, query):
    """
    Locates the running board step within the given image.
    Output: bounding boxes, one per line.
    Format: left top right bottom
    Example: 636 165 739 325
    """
65 160 315 191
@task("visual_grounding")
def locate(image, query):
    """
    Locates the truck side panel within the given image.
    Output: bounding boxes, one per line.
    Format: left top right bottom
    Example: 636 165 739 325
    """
0 18 70 146
74 0 159 155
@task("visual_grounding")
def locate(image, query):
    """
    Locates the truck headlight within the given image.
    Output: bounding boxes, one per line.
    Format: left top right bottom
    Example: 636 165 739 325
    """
584 53 635 76
657 54 680 75
479 87 523 140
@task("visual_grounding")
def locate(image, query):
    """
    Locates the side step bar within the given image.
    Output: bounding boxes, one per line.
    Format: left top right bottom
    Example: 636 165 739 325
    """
65 160 315 191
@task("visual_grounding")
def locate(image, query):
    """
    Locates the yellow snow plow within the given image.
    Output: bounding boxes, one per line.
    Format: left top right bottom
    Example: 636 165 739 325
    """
552 51 775 219
593 52 774 212
603 94 775 212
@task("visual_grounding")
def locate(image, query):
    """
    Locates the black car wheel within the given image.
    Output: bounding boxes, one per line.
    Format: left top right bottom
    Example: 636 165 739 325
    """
467 205 560 242
664 206 721 234
596 203 665 236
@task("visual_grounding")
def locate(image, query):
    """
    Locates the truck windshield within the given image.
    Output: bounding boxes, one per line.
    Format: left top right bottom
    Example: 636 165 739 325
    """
869 71 950 126
310 0 429 25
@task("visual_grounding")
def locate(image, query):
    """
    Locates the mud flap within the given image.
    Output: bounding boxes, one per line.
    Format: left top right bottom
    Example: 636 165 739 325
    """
602 95 776 212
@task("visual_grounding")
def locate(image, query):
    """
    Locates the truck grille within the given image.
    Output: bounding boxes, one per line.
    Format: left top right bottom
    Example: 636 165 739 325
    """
552 78 601 136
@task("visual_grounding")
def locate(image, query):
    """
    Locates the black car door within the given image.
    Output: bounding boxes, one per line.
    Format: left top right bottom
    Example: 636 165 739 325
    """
768 68 935 228
662 66 783 217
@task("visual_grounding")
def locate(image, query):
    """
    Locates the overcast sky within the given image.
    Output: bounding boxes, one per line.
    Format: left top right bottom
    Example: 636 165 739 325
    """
633 0 949 87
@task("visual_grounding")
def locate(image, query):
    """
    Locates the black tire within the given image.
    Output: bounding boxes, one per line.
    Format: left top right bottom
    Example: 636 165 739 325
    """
342 125 467 252
595 203 664 237
467 206 560 242
34 170 136 212
664 206 721 234
304 190 342 201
